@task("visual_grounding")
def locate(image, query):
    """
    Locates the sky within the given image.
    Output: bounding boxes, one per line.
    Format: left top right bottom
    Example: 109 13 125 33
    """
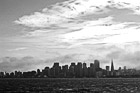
1 0 140 72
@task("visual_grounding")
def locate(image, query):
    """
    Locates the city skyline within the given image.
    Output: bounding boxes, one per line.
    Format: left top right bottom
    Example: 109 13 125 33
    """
1 0 140 72
1 60 140 78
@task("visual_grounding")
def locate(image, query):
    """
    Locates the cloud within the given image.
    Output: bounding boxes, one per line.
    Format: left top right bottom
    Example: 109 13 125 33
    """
0 56 46 72
8 47 27 51
15 0 140 27
14 0 140 48
44 53 110 66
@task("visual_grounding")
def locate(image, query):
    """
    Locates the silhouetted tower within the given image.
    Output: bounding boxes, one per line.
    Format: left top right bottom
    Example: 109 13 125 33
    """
89 63 95 77
76 62 83 78
106 66 109 71
94 60 100 71
53 62 61 77
62 65 68 77
69 63 76 77
111 60 114 72
106 66 110 76
83 62 88 77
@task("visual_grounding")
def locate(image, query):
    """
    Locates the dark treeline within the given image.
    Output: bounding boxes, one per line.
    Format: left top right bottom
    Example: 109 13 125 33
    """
1 60 140 78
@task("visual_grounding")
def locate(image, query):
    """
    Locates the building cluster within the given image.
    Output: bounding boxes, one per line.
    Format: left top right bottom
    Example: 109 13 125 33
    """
0 60 140 78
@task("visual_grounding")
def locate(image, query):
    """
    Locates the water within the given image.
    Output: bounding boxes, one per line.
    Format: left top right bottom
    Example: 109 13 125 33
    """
0 78 140 93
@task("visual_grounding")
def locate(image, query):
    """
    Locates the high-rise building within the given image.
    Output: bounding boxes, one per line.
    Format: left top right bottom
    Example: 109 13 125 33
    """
71 63 76 67
106 66 110 71
111 60 115 76
37 69 41 76
94 60 100 71
89 63 95 77
124 66 126 71
83 62 88 77
53 62 61 77
118 67 121 71
69 63 76 77
62 65 68 77
111 60 114 72
106 66 110 76
76 62 83 77
42 67 50 77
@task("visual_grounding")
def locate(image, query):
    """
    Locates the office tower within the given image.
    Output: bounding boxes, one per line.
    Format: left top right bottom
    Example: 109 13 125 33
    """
71 63 76 66
62 65 69 77
42 67 50 77
0 72 4 78
69 63 76 77
111 60 114 72
53 62 59 67
50 68 54 77
37 69 41 76
118 67 121 71
94 60 100 71
76 62 83 78
106 66 110 76
106 66 110 71
83 62 88 77
118 67 122 76
124 66 126 71
53 62 61 77
89 63 95 77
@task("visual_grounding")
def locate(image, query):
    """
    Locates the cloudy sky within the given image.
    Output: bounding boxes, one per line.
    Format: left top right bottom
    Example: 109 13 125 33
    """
1 0 140 72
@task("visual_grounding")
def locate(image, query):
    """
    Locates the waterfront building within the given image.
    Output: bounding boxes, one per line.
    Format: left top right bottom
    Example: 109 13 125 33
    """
53 63 61 77
83 62 88 77
106 66 110 76
89 63 95 77
94 60 100 71
76 62 83 78
69 63 76 77
106 66 110 71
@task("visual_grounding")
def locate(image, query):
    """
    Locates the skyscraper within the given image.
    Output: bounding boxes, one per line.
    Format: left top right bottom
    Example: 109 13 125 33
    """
76 62 83 78
94 60 100 71
106 66 110 76
111 60 114 72
53 62 61 77
69 63 76 77
106 66 110 71
83 62 88 77
89 63 95 77
62 65 68 77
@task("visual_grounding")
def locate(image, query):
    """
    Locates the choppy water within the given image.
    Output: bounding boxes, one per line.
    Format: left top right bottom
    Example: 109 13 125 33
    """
0 78 140 93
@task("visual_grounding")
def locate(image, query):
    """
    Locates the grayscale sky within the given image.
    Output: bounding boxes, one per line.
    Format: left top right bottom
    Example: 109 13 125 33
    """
1 0 140 72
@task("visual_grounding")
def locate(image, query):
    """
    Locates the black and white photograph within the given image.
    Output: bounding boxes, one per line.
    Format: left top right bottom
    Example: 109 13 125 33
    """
1 0 140 92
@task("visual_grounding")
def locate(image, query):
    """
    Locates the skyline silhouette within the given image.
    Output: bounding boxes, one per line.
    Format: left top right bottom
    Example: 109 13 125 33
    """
1 59 140 78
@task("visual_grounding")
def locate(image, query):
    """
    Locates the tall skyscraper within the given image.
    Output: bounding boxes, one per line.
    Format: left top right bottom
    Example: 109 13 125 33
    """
76 62 83 78
89 63 95 77
106 66 110 76
106 66 109 71
83 62 88 77
53 62 61 77
94 60 100 71
62 65 68 77
69 63 76 77
111 60 114 72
